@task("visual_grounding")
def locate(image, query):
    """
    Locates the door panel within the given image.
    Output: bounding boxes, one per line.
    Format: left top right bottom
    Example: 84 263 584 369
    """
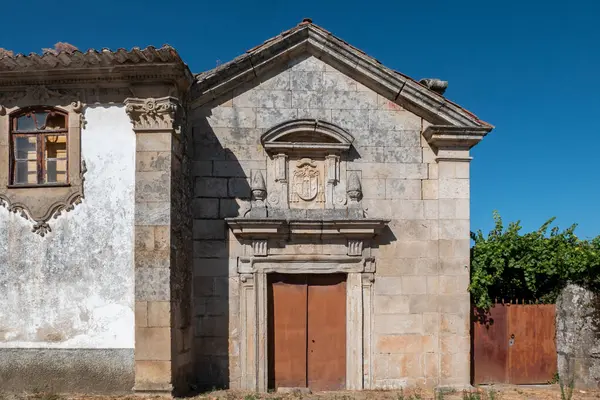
268 274 308 389
508 304 557 384
307 274 347 391
472 305 508 384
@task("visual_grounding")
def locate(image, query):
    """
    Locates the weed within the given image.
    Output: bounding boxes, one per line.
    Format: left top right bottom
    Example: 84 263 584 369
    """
462 390 481 400
397 388 424 400
30 393 62 400
244 394 259 400
548 372 560 384
397 388 405 400
485 388 499 400
559 376 575 400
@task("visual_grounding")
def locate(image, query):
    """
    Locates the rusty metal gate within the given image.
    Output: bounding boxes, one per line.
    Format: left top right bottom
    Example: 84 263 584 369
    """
472 303 557 384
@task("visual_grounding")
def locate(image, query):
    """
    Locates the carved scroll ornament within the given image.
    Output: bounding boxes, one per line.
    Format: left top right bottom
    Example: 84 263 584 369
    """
0 160 87 236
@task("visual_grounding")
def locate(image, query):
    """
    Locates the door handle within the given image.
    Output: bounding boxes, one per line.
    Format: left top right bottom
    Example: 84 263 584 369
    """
509 334 515 346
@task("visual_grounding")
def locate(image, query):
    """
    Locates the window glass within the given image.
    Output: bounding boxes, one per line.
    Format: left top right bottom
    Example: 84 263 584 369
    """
45 135 67 183
14 136 37 160
15 110 66 131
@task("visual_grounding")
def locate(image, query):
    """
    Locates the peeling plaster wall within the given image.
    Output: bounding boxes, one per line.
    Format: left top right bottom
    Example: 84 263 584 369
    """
0 105 135 349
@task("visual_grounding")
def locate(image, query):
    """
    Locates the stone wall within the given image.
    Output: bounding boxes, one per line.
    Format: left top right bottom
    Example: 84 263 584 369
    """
169 108 195 393
190 54 472 389
556 284 600 389
0 105 135 393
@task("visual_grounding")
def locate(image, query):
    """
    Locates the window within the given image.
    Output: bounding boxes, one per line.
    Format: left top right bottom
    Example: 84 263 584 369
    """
10 108 68 186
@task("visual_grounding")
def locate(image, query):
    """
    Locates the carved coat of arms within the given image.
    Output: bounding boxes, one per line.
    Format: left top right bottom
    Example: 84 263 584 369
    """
291 159 324 203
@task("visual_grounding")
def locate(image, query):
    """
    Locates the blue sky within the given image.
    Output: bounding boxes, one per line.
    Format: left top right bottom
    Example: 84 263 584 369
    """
2 0 599 238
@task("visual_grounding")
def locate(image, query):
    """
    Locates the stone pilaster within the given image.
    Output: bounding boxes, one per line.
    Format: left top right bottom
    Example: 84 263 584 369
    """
126 97 193 395
423 125 488 388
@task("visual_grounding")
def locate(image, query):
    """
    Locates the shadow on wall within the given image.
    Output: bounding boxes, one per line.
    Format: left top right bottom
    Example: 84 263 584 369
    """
190 114 250 391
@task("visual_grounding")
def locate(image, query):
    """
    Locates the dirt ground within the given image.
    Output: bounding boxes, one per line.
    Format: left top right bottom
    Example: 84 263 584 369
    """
3 385 600 400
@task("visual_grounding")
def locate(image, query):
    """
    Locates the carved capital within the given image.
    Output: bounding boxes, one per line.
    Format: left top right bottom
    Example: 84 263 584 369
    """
124 96 181 132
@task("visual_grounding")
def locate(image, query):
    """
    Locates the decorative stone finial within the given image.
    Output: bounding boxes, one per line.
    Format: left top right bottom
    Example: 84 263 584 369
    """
251 170 267 203
419 78 448 96
347 172 362 204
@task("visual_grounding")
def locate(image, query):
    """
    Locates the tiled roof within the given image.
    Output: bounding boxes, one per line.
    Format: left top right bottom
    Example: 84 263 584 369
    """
0 45 186 72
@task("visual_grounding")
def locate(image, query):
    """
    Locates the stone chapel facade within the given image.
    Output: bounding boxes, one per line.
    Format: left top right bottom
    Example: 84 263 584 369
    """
0 20 493 394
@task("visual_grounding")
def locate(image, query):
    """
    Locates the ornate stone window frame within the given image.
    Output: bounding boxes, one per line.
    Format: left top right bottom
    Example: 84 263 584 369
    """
0 100 85 236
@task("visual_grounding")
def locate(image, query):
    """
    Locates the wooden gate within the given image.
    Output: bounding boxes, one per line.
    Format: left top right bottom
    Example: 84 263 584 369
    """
472 303 557 384
268 273 346 391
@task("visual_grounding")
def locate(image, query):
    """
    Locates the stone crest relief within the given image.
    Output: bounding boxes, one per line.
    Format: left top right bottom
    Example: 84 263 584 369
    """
290 158 324 204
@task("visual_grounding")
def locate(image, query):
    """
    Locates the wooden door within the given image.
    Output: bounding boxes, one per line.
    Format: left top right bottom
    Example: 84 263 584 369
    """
307 274 346 391
268 274 308 389
268 274 346 391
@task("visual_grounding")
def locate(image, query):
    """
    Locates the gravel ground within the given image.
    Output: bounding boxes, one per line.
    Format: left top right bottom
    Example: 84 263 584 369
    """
2 385 599 400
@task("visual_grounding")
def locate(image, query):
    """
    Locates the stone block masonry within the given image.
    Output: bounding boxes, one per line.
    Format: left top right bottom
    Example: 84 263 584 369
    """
127 96 194 395
189 53 484 390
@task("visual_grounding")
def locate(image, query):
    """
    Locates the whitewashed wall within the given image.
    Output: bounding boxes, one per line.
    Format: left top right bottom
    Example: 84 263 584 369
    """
0 105 135 349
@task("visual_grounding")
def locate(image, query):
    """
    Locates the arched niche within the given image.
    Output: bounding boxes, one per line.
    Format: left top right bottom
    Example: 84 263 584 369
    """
261 119 354 154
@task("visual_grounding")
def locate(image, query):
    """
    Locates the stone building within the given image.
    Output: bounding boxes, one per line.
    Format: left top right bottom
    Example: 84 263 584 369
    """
0 20 493 394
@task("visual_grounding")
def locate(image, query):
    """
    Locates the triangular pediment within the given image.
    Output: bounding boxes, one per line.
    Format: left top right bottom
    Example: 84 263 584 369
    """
191 20 493 131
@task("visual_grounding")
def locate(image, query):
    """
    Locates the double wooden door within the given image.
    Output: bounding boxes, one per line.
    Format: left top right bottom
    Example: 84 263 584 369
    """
267 273 346 391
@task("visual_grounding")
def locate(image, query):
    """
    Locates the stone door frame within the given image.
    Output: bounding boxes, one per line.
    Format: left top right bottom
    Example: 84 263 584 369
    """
237 254 375 391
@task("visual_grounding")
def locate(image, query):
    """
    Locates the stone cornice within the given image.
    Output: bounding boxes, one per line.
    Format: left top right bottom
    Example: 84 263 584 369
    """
125 96 182 132
423 125 492 150
226 217 389 240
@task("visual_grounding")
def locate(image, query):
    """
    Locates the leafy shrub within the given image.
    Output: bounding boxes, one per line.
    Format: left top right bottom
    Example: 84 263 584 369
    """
470 211 600 310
